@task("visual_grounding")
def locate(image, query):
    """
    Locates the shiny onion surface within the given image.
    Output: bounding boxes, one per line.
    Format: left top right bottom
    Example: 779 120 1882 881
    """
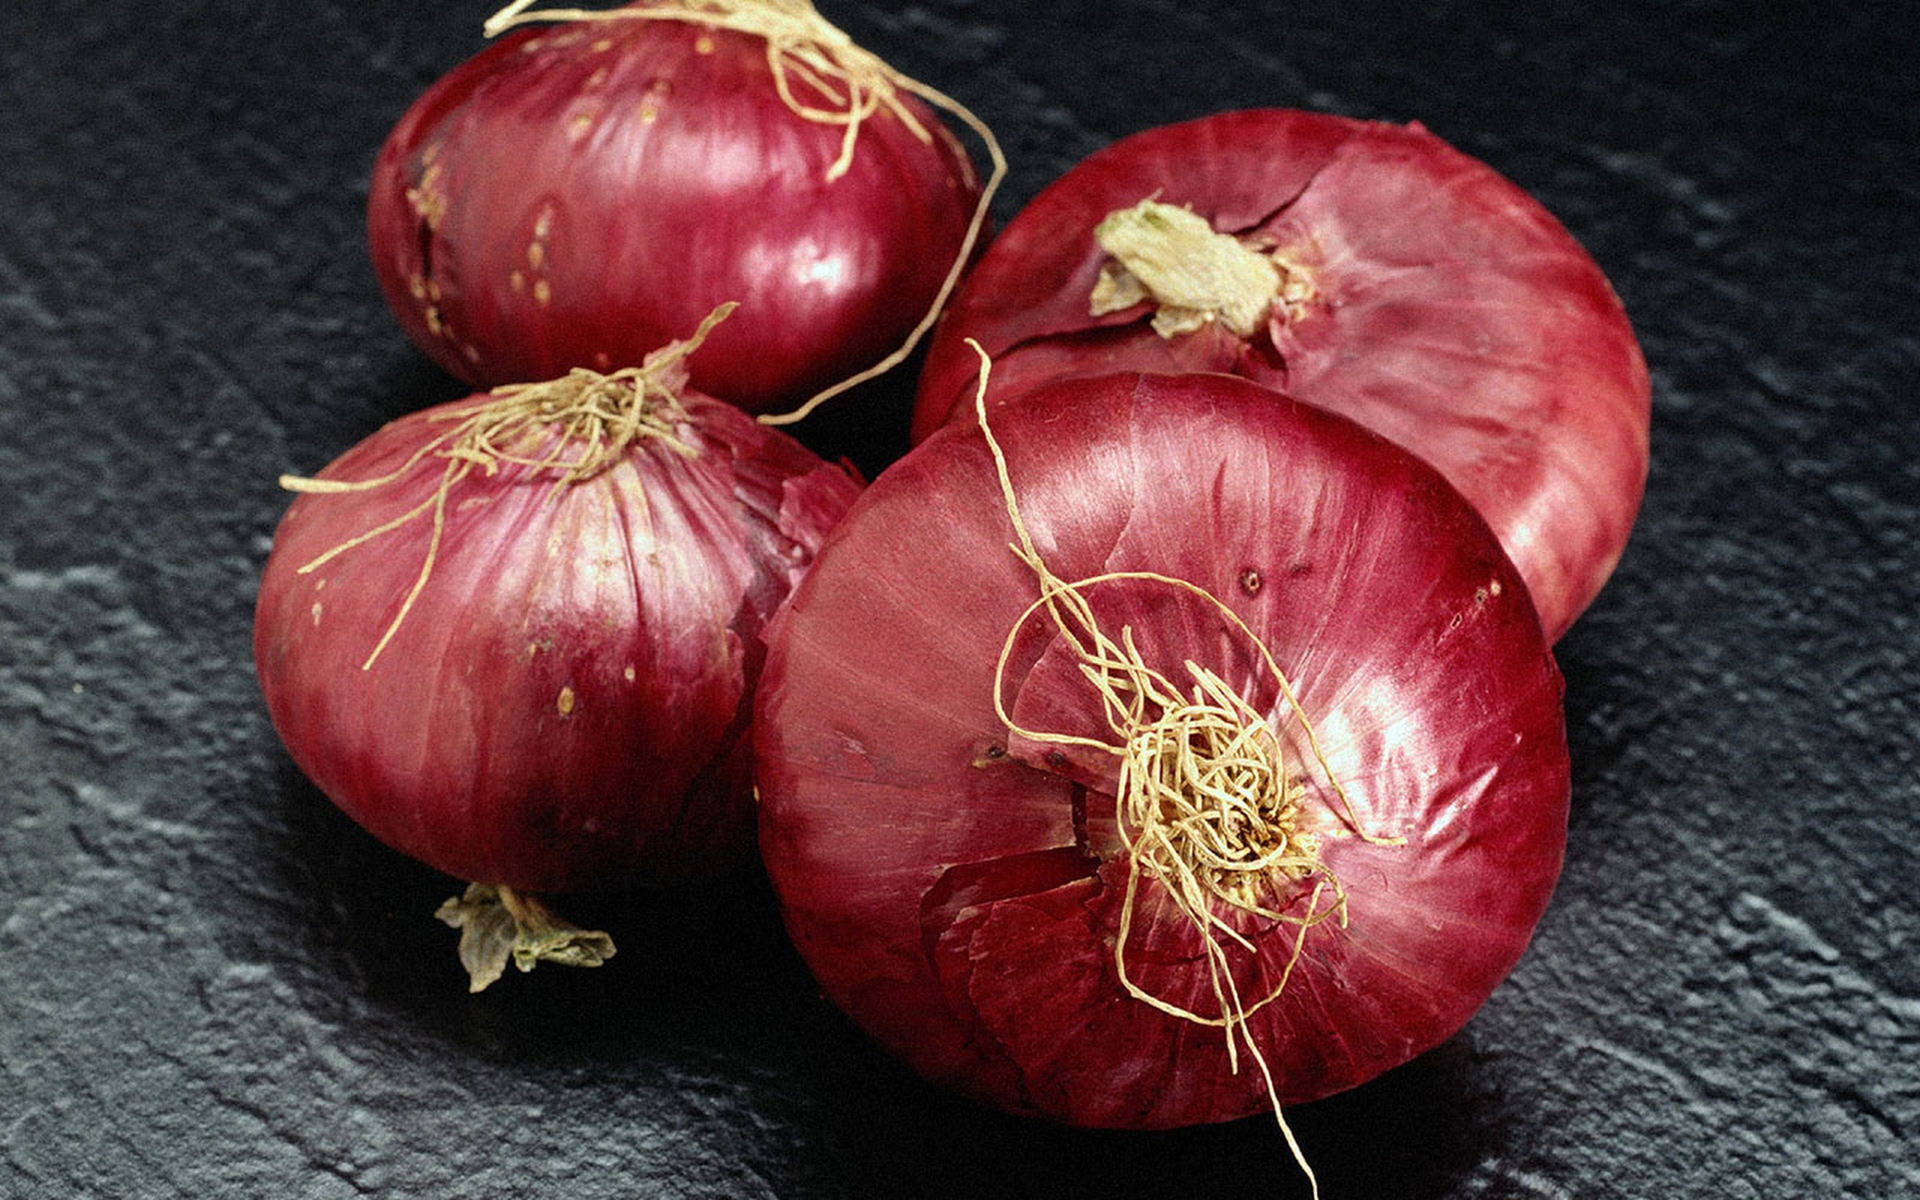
370 6 981 411
759 372 1569 1127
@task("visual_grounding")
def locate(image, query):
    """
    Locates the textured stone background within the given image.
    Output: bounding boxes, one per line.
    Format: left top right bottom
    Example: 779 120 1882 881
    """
3 1 1916 1197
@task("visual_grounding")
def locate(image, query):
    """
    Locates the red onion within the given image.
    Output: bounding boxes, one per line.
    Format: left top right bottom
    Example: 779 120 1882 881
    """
254 309 859 988
912 109 1650 641
368 0 999 414
757 370 1568 1147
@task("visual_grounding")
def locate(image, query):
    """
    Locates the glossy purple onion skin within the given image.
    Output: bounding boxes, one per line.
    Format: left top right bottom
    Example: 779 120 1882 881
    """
255 394 859 894
757 372 1569 1128
912 109 1650 642
368 14 980 412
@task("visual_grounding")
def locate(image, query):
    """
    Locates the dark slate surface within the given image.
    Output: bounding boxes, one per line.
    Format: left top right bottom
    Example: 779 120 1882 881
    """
3 1 1916 1196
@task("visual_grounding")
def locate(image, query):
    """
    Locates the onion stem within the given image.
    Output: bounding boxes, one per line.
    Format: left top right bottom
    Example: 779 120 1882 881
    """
1089 198 1316 338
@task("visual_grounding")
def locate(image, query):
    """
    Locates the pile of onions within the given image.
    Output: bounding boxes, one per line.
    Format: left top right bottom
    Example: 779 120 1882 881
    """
254 310 859 988
368 0 999 414
754 370 1568 1169
912 109 1649 640
290 0 1600 1161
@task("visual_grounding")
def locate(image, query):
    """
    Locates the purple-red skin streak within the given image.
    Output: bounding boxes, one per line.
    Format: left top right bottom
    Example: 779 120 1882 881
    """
255 393 859 892
757 373 1569 1128
369 15 980 412
912 109 1650 641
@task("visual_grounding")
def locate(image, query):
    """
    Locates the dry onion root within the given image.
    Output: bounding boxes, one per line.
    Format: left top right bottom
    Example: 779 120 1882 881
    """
436 883 617 994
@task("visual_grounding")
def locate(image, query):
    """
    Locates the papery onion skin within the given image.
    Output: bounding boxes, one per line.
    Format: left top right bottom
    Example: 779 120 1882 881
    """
911 109 1650 642
255 392 859 893
757 372 1569 1127
368 11 981 412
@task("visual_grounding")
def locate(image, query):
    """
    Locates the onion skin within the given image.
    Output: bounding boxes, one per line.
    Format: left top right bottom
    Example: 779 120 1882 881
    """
912 109 1650 641
255 392 859 893
757 372 1569 1127
368 11 980 411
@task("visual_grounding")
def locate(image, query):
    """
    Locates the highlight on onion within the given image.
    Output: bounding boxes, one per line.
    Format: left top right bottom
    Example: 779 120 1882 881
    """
368 0 1002 415
911 109 1650 641
756 369 1569 1179
254 307 860 990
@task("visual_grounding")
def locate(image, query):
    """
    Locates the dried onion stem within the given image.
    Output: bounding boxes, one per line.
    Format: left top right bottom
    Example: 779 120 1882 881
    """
436 883 616 993
1090 198 1318 338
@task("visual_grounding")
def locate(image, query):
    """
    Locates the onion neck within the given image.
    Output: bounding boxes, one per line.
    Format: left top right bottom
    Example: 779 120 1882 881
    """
474 300 735 483
1089 199 1313 340
436 882 617 993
